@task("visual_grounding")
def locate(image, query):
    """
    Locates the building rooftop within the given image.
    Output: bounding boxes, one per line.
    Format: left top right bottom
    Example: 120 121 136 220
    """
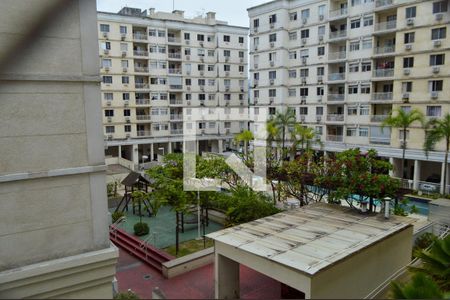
208 203 414 276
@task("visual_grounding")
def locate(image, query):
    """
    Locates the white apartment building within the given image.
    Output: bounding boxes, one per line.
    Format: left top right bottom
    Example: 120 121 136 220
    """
248 0 450 193
98 7 249 168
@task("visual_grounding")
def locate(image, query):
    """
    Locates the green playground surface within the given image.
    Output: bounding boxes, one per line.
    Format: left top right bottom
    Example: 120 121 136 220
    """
111 205 223 249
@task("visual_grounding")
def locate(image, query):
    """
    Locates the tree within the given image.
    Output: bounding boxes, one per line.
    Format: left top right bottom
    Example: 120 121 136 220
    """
424 114 450 195
291 124 323 154
382 108 424 180
390 272 445 299
272 109 296 160
234 130 254 161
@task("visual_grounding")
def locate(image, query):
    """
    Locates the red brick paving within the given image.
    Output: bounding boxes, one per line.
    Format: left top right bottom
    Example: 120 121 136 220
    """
116 249 281 299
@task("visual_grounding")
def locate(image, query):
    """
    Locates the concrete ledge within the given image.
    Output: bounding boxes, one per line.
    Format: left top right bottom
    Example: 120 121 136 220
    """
0 245 118 299
162 247 214 279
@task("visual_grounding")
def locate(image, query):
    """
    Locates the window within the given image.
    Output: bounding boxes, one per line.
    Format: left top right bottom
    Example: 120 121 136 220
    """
289 51 297 59
403 57 414 68
120 43 128 51
269 14 277 23
104 93 113 100
121 76 129 84
254 73 259 80
427 106 442 117
360 105 369 115
102 59 112 68
316 107 323 116
185 78 191 86
105 109 114 117
288 70 297 78
348 85 358 94
301 29 309 38
208 50 215 57
432 27 446 40
120 26 127 34
121 60 128 68
253 37 259 46
361 85 371 94
289 12 297 21
433 1 448 13
318 26 326 36
223 35 230 42
269 89 276 97
300 107 308 115
362 39 372 49
362 62 371 72
404 32 415 44
158 30 165 37
124 125 131 132
289 32 297 40
402 82 412 92
237 36 244 43
100 24 110 32
149 29 156 36
351 18 361 29
123 109 130 117
197 49 205 57
208 79 215 86
239 65 244 72
269 107 276 115
352 0 361 6
101 42 111 50
123 93 130 100
347 127 357 136
224 65 231 72
350 41 360 51
254 90 259 98
318 46 325 56
429 80 443 91
318 5 326 17
300 68 309 77
300 49 309 58
301 9 310 20
288 89 296 97
363 16 373 26
317 87 324 96
317 67 324 76
102 76 112 84
105 126 115 133
184 33 190 40
208 65 214 71
269 33 277 42
199 94 206 101
348 106 358 115
198 79 205 86
406 6 416 18
430 54 445 65
253 19 259 28
197 34 204 41
239 51 244 58
198 64 205 71
300 88 309 96
224 50 231 57
359 127 369 137
269 52 276 61
349 63 359 72
315 126 323 135
269 71 277 79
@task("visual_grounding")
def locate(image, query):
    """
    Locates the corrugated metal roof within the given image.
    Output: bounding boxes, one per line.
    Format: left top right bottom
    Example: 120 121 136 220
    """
207 203 413 276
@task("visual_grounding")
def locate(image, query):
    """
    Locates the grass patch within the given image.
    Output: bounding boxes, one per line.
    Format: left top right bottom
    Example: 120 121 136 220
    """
164 238 214 257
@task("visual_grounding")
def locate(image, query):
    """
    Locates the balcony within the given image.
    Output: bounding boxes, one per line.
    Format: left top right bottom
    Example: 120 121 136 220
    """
169 99 183 105
329 7 348 19
328 73 346 81
329 30 347 40
373 68 394 78
374 21 397 33
374 46 396 55
170 114 183 121
370 115 389 122
327 114 345 122
169 85 183 90
136 99 150 105
369 136 391 145
135 83 150 89
136 115 151 121
327 135 344 142
168 53 181 60
375 0 394 9
134 66 149 72
171 129 183 135
133 50 148 57
328 51 346 61
371 92 393 101
328 94 345 101
137 130 152 137
133 33 147 41
168 37 181 43
168 68 182 75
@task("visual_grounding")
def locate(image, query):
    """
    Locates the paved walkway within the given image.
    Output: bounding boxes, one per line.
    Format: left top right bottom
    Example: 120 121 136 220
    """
116 249 280 299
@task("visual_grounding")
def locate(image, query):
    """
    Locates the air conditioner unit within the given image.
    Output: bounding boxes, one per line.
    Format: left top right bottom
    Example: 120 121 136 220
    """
126 133 131 138
102 32 108 38
225 71 230 77
240 58 244 63
316 115 322 122
318 76 323 83
254 99 258 105
302 77 307 84
406 18 414 26
200 42 204 47
240 101 244 106
104 66 110 71
403 69 410 75
317 96 322 102
405 44 412 51
269 97 274 104
225 86 230 91
123 67 128 72
435 13 443 21
186 55 191 60
200 86 205 91
103 49 109 55
187 86 191 91
186 71 191 75
302 57 307 64
225 56 230 62
402 93 410 99
302 18 308 24
106 100 111 106
433 40 441 48
107 135 113 140
201 129 205 135
107 117 112 122
302 38 307 45
270 61 275 67
121 51 127 57
200 100 205 106
270 23 275 29
253 27 258 33
200 57 204 62
301 96 307 102
254 45 258 51
300 115 306 122
187 100 191 105
319 15 324 21
200 71 204 76
432 66 440 74
270 42 275 48
270 79 274 85
225 102 230 106
240 87 245 92
226 129 230 134
319 35 324 42
254 80 259 86
431 91 439 99
125 117 130 123
124 101 129 107
121 33 126 40
186 40 190 45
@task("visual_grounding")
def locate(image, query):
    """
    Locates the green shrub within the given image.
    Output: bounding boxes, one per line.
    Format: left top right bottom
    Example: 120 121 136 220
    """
413 232 437 255
114 290 140 300
107 182 115 197
133 222 149 236
112 211 125 224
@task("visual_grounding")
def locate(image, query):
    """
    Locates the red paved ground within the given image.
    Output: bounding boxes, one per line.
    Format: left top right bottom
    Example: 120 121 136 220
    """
116 249 281 299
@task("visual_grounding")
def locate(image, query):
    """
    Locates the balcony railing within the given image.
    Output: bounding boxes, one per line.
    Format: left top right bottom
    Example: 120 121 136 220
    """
374 46 396 55
371 92 393 101
328 94 345 101
136 99 150 105
328 51 346 60
328 73 346 81
135 83 150 89
168 53 181 59
133 50 148 57
133 33 148 40
370 115 389 122
369 136 391 145
168 37 181 43
169 99 183 105
373 68 394 77
329 7 348 18
170 114 183 121
375 0 394 8
374 20 397 32
171 129 183 135
327 135 344 142
137 130 152 137
136 115 151 121
134 66 149 72
327 114 345 122
329 30 347 40
168 68 182 74
169 85 183 90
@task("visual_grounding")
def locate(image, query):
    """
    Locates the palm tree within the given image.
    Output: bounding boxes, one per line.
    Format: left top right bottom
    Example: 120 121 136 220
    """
424 114 450 195
272 109 296 160
390 272 444 299
234 130 254 161
291 124 323 154
382 108 424 180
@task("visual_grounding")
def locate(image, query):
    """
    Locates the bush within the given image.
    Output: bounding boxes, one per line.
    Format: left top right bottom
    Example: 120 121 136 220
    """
413 232 437 255
107 182 115 197
114 290 140 300
133 222 149 236
112 211 125 224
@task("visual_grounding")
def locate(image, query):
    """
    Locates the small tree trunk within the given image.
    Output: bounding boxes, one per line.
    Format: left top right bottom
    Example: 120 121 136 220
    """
401 127 407 180
444 138 449 195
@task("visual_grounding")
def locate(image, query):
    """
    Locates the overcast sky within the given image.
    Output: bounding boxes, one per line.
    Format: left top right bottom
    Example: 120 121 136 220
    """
96 0 269 27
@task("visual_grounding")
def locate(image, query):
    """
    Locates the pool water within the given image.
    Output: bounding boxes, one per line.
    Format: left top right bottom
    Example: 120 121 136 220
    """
404 198 430 216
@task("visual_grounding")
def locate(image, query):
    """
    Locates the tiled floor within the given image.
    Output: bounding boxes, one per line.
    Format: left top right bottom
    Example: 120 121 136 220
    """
116 249 281 299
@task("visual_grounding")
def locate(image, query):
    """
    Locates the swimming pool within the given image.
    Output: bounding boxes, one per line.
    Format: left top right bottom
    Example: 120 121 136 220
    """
404 197 430 216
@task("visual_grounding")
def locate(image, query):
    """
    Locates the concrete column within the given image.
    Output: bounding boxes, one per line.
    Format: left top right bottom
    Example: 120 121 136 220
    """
118 145 122 159
215 254 239 299
413 160 421 190
218 139 223 153
132 144 139 169
150 143 154 161
168 141 172 154
196 140 200 155
440 162 449 194
389 157 394 177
